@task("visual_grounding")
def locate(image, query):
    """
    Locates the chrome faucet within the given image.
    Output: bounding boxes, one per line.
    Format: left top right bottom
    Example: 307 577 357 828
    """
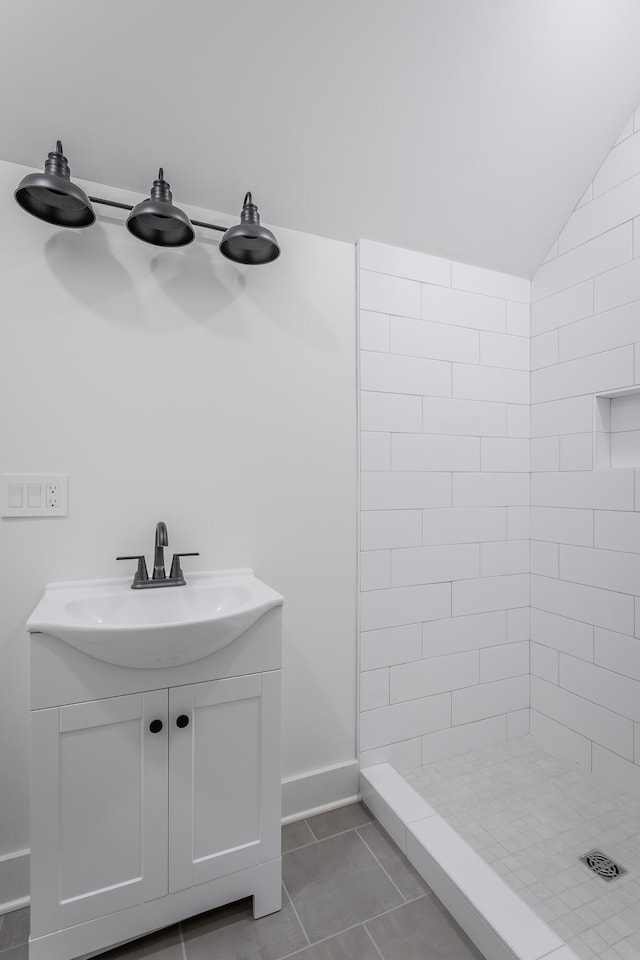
117 521 199 589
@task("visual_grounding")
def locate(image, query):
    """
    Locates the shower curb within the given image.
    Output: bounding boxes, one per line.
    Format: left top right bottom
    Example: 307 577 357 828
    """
360 763 580 960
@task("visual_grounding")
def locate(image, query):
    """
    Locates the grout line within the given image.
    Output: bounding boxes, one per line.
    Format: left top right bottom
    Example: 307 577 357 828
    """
355 827 413 903
362 922 387 959
281 879 311 948
178 922 188 960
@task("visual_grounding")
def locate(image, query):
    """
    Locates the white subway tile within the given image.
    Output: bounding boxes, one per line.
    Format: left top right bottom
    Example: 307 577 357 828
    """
531 223 632 301
594 256 640 312
422 397 506 436
559 653 640 722
481 438 529 472
634 215 640 259
391 316 479 363
361 351 451 396
359 240 451 286
577 183 594 208
361 550 390 591
529 710 592 769
391 544 479 587
480 642 529 682
453 473 529 506
559 543 640 596
592 743 640 798
531 506 593 546
559 300 640 362
361 510 422 551
595 627 640 680
506 506 530 539
361 432 391 471
421 283 506 332
390 651 479 702
531 436 560 471
358 739 422 772
360 668 389 711
361 391 422 432
530 642 558 683
359 692 451 751
361 472 451 510
480 540 528 577
392 434 480 471
453 365 529 404
559 173 640 253
530 280 593 336
615 114 634 145
610 428 640 466
531 573 634 634
479 332 529 371
559 433 593 471
530 676 634 759
506 405 529 438
360 310 390 352
542 239 559 262
530 608 594 660
506 301 530 337
506 709 530 738
452 676 529 725
531 346 634 403
531 469 634 509
421 716 507 763
360 623 422 670
360 268 421 317
507 608 529 642
593 130 640 196
360 583 451 631
530 540 559 577
531 330 559 370
452 574 528 616
451 262 530 303
594 509 640 552
530 396 593 438
422 611 507 657
423 507 506 545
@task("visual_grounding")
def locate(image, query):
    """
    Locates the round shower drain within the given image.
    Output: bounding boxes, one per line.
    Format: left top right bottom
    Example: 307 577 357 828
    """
579 849 627 882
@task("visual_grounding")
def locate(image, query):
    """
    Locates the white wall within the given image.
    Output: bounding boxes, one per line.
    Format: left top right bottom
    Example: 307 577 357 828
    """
358 239 531 771
529 108 640 796
0 160 357 908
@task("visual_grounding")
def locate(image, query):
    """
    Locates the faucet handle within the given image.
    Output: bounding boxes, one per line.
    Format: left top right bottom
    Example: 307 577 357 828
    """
169 552 199 581
116 555 149 586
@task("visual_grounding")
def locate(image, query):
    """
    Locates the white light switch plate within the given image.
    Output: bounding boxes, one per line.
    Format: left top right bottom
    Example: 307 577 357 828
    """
1 475 68 517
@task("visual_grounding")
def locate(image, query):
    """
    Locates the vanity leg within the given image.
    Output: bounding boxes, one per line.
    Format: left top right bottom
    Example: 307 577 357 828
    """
252 859 282 918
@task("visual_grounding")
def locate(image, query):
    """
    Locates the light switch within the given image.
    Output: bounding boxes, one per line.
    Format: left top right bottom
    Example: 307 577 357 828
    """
27 483 41 508
8 483 23 508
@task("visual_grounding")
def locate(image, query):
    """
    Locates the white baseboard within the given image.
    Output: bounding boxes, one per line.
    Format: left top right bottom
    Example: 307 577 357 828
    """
0 848 29 915
281 759 360 823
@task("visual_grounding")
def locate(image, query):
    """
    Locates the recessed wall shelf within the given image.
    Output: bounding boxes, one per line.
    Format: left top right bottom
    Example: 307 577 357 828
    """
594 386 640 468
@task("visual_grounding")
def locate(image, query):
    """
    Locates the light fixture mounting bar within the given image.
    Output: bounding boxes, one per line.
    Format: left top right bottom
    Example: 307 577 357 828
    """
88 196 227 233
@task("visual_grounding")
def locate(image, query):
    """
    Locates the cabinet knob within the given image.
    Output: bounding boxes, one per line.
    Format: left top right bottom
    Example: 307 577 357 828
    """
176 714 190 729
149 719 163 734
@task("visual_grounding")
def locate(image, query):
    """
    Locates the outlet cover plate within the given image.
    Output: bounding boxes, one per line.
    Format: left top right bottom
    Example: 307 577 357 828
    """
1 475 68 517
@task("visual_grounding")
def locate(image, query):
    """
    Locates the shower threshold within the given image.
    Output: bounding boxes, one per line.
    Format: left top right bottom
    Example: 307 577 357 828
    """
361 736 640 960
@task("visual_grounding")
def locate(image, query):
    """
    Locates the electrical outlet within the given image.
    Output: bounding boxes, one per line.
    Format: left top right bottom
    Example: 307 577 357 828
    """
46 482 59 509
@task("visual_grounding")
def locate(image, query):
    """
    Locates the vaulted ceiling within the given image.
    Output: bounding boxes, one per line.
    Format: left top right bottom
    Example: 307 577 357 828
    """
3 0 640 277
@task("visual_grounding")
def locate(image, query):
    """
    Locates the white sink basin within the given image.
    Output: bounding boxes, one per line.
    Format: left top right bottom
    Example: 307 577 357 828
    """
27 569 283 668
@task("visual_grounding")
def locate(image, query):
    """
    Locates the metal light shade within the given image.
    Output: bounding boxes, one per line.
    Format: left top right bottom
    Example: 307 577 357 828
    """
14 141 95 228
126 169 195 247
219 192 280 265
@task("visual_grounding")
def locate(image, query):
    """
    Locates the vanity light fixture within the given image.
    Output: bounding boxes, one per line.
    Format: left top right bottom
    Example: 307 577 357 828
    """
14 141 281 264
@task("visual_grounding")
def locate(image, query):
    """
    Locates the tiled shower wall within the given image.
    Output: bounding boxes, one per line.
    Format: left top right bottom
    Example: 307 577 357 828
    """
529 109 640 795
358 239 531 770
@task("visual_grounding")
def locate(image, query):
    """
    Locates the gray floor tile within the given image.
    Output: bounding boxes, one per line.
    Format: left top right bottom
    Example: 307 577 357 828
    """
289 924 382 960
283 829 404 943
96 924 183 959
306 803 374 841
366 897 486 960
181 894 308 960
0 946 28 960
0 909 29 950
358 821 431 901
282 819 316 852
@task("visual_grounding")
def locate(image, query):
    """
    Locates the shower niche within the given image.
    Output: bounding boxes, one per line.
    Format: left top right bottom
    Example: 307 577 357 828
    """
594 386 640 468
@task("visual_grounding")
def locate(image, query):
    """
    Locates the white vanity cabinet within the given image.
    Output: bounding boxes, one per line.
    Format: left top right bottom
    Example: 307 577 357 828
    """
28 601 282 960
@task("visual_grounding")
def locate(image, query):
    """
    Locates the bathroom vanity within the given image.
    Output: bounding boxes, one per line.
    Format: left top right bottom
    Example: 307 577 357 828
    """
27 570 283 960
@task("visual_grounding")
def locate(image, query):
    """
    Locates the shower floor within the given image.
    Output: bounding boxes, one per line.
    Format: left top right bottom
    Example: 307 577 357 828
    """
403 735 640 960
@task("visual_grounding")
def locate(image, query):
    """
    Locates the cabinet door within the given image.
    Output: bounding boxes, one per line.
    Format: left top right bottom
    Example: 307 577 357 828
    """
30 690 168 936
168 671 281 893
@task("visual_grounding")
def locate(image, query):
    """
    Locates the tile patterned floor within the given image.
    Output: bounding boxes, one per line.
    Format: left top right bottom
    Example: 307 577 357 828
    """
405 735 640 960
1 803 484 960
